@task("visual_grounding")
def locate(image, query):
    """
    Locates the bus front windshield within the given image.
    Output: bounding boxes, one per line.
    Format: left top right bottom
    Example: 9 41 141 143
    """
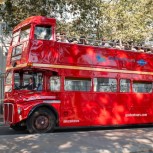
34 25 52 40
14 71 43 91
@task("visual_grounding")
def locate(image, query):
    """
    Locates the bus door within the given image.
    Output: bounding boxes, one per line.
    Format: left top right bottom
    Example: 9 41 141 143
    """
60 77 92 127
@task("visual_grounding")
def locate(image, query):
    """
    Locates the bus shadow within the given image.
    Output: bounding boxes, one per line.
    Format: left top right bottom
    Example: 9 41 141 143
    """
0 124 153 136
54 124 153 133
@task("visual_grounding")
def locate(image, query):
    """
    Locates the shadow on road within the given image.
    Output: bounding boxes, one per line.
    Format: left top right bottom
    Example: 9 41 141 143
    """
0 124 153 135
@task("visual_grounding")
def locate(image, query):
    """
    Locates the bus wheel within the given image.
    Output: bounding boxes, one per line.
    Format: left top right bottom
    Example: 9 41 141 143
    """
10 123 27 131
27 108 56 134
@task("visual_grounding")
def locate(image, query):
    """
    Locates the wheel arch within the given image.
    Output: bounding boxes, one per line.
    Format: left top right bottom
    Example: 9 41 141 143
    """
27 103 59 126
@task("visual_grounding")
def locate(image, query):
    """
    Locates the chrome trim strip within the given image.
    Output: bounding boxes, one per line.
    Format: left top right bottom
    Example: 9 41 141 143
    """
33 63 153 76
43 100 61 103
6 63 153 76
4 103 14 124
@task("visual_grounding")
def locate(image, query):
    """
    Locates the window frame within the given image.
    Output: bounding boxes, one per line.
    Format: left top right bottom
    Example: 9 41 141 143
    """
50 76 61 91
19 25 31 42
132 80 153 93
11 30 20 46
13 71 43 91
64 77 91 92
12 44 23 57
93 77 117 93
5 71 13 92
34 25 52 40
119 78 131 93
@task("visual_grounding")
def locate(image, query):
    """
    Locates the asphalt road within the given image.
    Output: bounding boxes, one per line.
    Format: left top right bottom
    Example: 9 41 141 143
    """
0 124 153 135
0 125 153 153
0 125 29 135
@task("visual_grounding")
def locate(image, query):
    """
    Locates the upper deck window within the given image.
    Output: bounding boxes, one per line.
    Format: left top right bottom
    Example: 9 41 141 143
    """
20 26 30 42
12 45 22 57
12 31 20 46
34 25 52 40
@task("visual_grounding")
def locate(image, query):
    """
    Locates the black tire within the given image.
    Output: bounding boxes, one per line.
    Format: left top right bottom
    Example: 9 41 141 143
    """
27 108 56 134
10 123 27 131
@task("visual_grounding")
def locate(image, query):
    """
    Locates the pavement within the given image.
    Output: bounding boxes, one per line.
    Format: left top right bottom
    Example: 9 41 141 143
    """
0 125 153 153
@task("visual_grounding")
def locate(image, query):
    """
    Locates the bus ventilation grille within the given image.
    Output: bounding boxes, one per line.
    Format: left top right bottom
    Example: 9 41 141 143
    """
4 103 14 124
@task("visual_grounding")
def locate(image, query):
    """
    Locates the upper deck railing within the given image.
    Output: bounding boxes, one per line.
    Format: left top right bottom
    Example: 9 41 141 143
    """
66 37 153 54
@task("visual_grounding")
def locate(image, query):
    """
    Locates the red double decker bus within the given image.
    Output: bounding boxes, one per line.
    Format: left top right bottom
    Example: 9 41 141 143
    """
4 16 153 133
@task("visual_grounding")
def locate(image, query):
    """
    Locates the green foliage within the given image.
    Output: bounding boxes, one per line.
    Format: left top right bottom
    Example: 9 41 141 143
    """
0 0 59 28
0 0 153 42
72 0 153 42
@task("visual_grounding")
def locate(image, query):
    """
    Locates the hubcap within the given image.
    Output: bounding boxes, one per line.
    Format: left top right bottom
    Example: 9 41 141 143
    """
34 115 49 130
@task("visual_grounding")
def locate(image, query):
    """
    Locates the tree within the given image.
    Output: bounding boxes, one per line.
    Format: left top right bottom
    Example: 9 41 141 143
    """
0 0 54 28
0 0 153 43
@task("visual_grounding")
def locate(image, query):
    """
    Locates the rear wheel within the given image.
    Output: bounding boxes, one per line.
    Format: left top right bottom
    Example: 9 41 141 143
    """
27 108 56 134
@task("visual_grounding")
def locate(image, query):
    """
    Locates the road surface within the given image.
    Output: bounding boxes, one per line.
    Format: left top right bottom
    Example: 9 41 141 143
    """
0 125 153 153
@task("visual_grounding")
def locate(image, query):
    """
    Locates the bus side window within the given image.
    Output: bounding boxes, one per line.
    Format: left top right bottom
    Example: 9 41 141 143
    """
64 78 91 91
50 76 60 91
120 79 130 92
94 78 117 92
132 81 152 93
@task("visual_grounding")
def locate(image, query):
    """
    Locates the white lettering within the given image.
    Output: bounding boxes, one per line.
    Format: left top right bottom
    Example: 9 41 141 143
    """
125 114 147 117
63 120 80 123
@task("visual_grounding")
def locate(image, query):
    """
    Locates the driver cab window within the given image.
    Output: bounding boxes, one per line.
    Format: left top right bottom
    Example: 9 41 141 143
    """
14 72 43 91
6 71 13 85
5 71 13 92
34 25 52 40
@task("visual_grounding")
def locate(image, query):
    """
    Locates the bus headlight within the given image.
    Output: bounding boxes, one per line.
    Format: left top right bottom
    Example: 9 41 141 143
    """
17 107 22 115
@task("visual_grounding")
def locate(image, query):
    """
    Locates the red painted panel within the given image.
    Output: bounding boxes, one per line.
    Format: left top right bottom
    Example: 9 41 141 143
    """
60 92 93 126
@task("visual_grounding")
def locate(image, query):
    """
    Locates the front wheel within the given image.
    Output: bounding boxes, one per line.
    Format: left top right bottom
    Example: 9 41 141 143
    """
27 108 56 134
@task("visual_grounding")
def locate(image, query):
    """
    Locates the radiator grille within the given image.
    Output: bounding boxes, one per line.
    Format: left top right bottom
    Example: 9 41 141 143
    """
4 103 14 124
